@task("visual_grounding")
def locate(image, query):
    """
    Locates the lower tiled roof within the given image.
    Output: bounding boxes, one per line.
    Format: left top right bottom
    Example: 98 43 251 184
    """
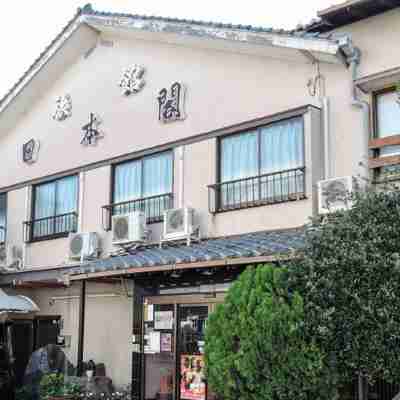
68 227 305 276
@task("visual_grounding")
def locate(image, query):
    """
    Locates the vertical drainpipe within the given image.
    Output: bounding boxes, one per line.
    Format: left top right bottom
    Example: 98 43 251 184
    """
349 47 370 180
322 97 331 179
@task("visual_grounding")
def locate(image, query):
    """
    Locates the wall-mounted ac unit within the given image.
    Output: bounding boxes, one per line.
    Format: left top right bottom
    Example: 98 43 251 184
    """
112 211 146 245
69 232 100 261
163 208 195 241
317 176 353 215
0 244 23 271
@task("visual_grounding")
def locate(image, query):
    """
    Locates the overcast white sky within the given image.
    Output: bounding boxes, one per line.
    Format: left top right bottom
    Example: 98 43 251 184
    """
0 0 344 99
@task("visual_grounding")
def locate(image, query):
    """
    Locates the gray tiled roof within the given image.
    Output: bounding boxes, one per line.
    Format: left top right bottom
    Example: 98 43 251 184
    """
68 227 305 276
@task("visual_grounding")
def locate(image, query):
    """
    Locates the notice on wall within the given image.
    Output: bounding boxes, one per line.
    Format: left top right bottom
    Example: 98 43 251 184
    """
161 333 172 352
180 355 206 400
144 304 154 322
144 331 160 353
154 311 173 330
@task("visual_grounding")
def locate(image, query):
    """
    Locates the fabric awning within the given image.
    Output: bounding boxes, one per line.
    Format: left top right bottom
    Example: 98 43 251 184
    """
0 288 40 313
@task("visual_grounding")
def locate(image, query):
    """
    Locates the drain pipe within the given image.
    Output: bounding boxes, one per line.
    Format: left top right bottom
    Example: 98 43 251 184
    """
349 47 370 179
322 97 331 179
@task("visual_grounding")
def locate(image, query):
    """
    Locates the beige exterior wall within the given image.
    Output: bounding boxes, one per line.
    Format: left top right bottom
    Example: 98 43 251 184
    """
28 281 133 387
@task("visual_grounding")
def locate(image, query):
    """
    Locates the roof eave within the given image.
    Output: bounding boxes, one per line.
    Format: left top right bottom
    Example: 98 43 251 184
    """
83 13 347 65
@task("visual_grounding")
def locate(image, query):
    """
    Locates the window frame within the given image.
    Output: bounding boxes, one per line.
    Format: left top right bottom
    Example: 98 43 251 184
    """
212 116 306 213
0 193 7 244
217 116 305 184
371 86 400 179
108 150 175 225
28 175 79 242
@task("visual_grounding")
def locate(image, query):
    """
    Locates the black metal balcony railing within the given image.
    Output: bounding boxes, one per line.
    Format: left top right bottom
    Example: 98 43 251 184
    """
23 212 78 242
208 167 306 214
0 226 5 244
102 192 173 230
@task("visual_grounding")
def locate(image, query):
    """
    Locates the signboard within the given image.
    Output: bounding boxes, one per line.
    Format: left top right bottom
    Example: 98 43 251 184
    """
161 333 172 352
180 355 206 400
154 311 173 330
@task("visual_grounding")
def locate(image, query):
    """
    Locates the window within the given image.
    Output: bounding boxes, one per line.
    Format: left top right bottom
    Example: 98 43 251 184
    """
0 194 6 243
28 175 78 241
211 117 305 212
375 89 400 157
111 151 173 222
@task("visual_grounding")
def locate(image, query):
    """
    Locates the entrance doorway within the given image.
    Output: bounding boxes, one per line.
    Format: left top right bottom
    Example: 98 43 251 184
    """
143 299 219 400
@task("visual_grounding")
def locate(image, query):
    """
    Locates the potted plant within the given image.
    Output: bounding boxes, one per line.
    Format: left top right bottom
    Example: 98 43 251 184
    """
39 373 81 400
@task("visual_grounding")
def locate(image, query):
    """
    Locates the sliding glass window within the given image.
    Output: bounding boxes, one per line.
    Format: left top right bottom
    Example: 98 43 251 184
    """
218 117 305 210
113 151 173 222
31 175 78 240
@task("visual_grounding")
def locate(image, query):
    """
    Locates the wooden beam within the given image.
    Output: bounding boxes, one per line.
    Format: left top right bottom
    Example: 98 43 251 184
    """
77 280 86 376
13 280 66 289
69 254 295 282
369 135 400 149
369 155 400 169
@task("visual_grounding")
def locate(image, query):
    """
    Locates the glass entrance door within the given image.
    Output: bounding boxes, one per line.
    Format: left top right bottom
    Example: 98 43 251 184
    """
178 305 209 400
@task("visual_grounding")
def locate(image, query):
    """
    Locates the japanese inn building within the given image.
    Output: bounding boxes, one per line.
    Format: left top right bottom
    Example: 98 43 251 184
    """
1 1 400 399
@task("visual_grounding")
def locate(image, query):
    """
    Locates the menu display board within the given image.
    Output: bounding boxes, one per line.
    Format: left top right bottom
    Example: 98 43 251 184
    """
180 355 206 400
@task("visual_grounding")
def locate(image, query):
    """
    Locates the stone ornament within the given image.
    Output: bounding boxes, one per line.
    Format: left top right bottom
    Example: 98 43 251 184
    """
118 65 146 96
52 94 72 121
157 82 186 123
23 139 40 164
81 113 104 146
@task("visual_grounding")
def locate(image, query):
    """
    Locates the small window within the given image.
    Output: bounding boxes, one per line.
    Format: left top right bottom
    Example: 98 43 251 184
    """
375 89 400 157
29 176 78 241
213 117 305 212
112 151 173 222
0 193 6 243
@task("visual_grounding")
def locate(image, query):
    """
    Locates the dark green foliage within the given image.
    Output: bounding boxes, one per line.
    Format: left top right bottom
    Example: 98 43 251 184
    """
292 189 400 385
204 264 333 400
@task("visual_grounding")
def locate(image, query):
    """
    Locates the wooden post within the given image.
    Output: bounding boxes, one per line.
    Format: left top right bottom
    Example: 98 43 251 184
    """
77 280 86 376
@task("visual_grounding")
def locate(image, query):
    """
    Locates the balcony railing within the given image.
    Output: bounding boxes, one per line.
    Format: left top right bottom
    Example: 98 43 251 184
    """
23 212 78 242
102 192 173 230
208 167 306 213
0 226 5 244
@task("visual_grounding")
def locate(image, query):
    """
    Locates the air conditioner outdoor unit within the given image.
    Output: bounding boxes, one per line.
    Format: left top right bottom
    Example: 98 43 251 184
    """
317 176 353 215
112 211 146 245
163 208 195 241
0 244 23 271
69 232 100 261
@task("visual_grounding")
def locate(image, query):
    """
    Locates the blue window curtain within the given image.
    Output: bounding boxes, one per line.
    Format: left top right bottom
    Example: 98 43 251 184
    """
260 117 304 199
0 194 6 242
34 176 78 238
220 131 258 206
219 117 304 207
113 151 173 218
114 160 142 204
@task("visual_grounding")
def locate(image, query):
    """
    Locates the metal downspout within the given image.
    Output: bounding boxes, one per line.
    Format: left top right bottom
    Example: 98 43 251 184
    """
322 97 331 179
349 47 370 178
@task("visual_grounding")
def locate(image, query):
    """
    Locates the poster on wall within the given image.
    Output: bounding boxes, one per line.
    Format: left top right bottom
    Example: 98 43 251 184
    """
154 311 173 330
180 355 206 400
161 333 172 352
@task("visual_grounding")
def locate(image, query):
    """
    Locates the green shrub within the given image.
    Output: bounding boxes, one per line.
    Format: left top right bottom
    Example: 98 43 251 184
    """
39 373 80 399
204 264 334 400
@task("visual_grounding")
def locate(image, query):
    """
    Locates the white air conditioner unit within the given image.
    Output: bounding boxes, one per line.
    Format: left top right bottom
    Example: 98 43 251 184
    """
69 232 100 261
163 208 195 241
112 211 146 245
0 244 7 268
0 244 23 271
318 176 353 215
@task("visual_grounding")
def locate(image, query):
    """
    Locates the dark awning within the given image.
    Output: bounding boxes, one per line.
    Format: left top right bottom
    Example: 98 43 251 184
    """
67 227 305 281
